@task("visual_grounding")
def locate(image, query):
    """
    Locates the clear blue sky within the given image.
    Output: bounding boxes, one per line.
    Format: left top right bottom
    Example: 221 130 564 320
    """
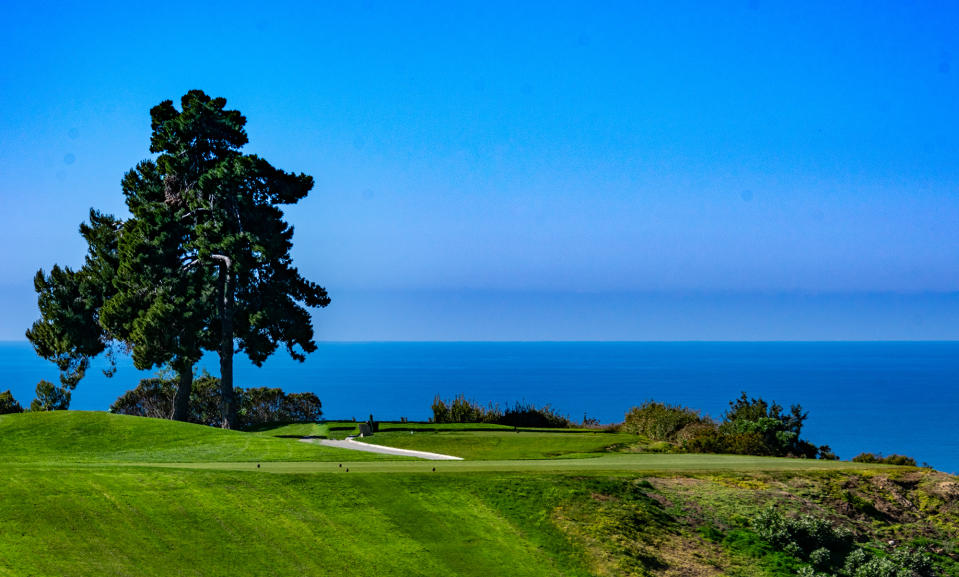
2 1 958 340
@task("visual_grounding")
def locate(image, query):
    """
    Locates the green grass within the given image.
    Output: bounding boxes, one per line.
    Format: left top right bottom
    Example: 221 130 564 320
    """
0 411 397 463
0 466 594 577
249 421 330 438
2 411 949 577
344 423 640 459
131 452 893 474
360 429 648 459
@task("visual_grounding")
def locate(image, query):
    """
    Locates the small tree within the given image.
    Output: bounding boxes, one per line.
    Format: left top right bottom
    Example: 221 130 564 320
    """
0 390 24 414
30 380 71 411
719 392 813 457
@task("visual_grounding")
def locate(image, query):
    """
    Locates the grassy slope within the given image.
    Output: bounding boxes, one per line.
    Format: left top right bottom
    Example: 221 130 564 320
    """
0 467 593 577
2 412 957 577
0 412 397 462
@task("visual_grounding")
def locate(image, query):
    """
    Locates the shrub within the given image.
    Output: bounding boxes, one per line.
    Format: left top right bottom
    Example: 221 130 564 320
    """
719 392 814 457
431 395 572 427
0 390 24 414
623 401 704 440
751 507 934 577
30 380 70 411
237 387 323 428
500 402 571 428
751 506 853 560
818 445 839 460
111 374 322 428
110 378 175 419
431 394 502 424
808 547 831 569
852 453 917 467
676 421 725 453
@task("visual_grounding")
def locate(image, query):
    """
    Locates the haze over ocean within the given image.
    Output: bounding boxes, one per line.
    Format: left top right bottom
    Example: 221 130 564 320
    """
2 2 959 341
2 341 956 474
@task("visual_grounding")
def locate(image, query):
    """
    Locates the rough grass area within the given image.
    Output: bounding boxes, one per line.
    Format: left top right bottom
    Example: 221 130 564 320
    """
357 429 641 459
0 412 396 462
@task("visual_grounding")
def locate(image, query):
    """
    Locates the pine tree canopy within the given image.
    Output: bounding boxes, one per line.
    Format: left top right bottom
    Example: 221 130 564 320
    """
27 90 330 427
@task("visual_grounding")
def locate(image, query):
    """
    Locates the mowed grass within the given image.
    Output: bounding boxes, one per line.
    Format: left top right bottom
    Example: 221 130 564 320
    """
0 411 908 577
0 412 398 463
358 429 641 459
138 452 892 474
250 422 330 438
0 466 593 577
324 420 537 439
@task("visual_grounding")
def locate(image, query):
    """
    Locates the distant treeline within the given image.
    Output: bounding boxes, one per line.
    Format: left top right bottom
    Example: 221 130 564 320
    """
110 375 321 429
429 391 898 462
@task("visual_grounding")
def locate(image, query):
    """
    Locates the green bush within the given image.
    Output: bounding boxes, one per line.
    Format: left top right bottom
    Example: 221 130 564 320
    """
622 401 704 440
751 507 934 577
818 445 839 460
431 394 502 424
431 395 572 427
500 402 571 428
751 506 854 561
676 421 725 453
30 380 71 411
0 390 24 414
719 392 819 458
851 453 917 467
111 375 322 428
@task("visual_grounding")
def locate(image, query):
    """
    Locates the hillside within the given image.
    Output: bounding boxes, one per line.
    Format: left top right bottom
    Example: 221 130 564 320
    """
0 412 956 577
0 411 396 463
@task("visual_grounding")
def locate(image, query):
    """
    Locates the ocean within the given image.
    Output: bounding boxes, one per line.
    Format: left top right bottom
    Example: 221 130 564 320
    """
1 341 957 474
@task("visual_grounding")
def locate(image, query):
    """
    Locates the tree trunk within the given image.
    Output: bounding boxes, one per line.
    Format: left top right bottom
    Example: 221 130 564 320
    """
172 360 193 422
213 255 237 429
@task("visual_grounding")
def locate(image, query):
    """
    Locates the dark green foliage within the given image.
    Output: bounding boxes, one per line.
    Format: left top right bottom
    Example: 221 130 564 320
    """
752 506 854 560
110 375 322 428
629 392 828 459
623 401 705 440
819 445 840 460
431 394 502 424
851 453 918 467
500 402 572 428
750 507 936 577
30 380 71 411
720 392 813 457
108 378 176 419
239 387 323 428
140 91 331 428
0 390 23 414
430 395 571 427
25 210 121 388
27 91 330 428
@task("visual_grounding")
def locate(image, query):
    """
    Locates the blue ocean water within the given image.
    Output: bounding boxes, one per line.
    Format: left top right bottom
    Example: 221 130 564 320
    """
1 341 957 474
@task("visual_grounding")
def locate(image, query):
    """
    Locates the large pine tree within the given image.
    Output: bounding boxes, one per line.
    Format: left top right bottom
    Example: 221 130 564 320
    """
28 91 330 427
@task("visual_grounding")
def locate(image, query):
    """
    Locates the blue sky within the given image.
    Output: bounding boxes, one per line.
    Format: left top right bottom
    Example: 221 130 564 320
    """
1 1 958 340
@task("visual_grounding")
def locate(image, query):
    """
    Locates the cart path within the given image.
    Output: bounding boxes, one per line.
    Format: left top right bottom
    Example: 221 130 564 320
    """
300 436 464 460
